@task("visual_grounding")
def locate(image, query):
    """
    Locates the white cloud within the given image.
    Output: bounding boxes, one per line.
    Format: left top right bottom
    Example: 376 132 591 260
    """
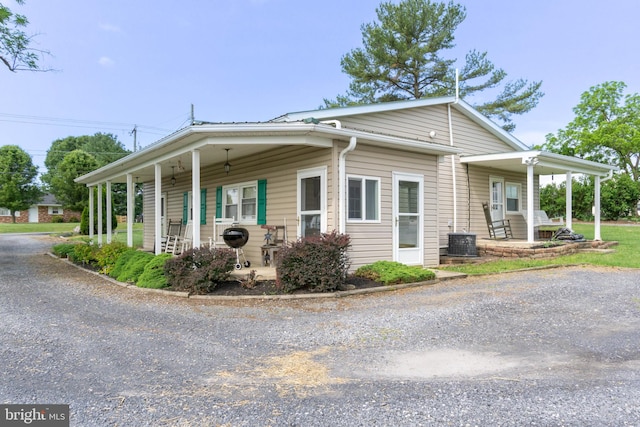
99 23 122 33
98 56 115 67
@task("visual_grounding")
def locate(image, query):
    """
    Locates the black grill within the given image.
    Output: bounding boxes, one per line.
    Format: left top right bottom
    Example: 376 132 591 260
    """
222 227 249 248
448 232 478 257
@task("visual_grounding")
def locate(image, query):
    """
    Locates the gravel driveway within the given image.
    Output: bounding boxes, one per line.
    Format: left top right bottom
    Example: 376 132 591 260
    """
1 234 640 426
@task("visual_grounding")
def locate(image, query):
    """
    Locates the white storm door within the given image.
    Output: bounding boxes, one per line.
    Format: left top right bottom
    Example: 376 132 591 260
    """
393 172 423 265
297 167 327 238
490 177 505 221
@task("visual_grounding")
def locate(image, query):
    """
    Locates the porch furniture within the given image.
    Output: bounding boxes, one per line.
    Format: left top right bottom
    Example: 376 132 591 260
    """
166 221 192 255
160 219 182 252
521 210 564 239
521 210 564 228
482 201 513 239
209 217 237 249
260 224 287 267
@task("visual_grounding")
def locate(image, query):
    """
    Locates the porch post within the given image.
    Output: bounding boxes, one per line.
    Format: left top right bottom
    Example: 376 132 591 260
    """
192 149 201 248
126 173 134 247
565 171 572 230
88 185 94 244
97 183 103 246
154 163 162 255
106 180 112 244
526 160 535 243
594 175 602 241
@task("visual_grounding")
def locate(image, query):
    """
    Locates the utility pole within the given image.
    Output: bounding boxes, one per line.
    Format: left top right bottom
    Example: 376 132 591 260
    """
190 104 195 125
130 125 137 152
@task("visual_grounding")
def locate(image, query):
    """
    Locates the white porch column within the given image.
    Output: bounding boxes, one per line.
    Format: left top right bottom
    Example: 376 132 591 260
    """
154 163 163 255
106 180 112 244
97 183 103 246
565 171 572 230
88 186 94 244
126 173 134 247
594 175 602 241
192 149 201 248
526 159 535 243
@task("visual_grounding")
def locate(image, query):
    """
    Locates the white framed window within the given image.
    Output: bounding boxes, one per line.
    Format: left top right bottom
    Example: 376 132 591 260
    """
48 206 64 215
347 175 380 222
0 208 18 216
506 182 522 213
223 181 257 223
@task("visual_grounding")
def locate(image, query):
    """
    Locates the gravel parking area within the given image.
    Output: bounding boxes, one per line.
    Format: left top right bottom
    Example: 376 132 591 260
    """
1 234 640 426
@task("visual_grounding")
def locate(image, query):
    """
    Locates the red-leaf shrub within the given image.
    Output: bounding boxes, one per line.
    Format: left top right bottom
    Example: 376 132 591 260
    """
164 247 236 294
276 230 351 293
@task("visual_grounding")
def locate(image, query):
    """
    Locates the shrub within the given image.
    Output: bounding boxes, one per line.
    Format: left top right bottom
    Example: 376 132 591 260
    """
68 243 99 266
114 251 155 283
108 248 140 279
164 247 236 294
276 231 351 293
51 215 65 223
95 241 130 275
355 261 435 285
52 243 79 258
137 254 173 289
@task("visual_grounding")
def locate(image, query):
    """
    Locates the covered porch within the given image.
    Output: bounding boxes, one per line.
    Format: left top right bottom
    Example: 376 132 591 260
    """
460 150 618 243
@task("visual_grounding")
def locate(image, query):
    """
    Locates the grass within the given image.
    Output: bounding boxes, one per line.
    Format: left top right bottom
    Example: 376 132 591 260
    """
0 222 144 248
439 223 640 275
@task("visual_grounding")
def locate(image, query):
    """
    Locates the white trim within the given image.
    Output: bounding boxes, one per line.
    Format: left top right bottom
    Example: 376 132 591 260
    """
392 172 424 265
297 166 327 238
346 174 381 223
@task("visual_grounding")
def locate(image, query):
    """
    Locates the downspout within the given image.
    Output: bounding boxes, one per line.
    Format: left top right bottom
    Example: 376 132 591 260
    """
448 103 457 232
339 136 357 234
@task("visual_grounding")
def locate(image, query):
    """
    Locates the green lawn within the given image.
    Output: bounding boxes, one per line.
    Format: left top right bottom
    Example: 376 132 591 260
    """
0 222 144 248
439 223 640 275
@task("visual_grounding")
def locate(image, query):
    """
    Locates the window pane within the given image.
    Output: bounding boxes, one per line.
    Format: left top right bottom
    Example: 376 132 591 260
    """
242 186 256 199
365 179 378 220
301 176 321 211
225 188 238 205
399 181 419 214
301 214 321 237
506 184 519 212
398 216 418 248
348 178 362 219
225 205 237 220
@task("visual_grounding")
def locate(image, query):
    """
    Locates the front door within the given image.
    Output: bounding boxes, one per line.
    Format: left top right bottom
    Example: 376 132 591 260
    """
297 167 326 238
393 172 423 265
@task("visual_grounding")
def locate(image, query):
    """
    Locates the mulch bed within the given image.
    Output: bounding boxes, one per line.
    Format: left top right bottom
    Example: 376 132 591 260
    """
201 275 385 296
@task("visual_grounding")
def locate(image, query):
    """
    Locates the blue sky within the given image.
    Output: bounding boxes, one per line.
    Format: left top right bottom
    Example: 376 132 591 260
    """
3 0 639 172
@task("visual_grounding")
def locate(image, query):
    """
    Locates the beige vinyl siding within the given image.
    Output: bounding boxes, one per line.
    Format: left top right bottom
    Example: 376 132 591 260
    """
143 146 334 264
335 106 452 145
344 143 440 269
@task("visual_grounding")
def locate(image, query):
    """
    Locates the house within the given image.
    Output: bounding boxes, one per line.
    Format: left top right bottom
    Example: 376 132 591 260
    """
75 97 617 269
0 193 81 224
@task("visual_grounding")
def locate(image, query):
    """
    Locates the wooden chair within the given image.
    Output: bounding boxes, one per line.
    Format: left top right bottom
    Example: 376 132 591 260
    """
166 221 192 255
261 224 287 267
160 219 182 252
482 201 513 239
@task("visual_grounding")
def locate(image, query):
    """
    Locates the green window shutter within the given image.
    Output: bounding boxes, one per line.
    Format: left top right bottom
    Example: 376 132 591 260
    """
215 186 222 219
200 188 207 225
257 179 267 225
182 192 188 224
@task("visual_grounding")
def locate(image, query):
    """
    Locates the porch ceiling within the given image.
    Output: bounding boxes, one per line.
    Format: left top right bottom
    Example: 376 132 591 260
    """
460 150 618 176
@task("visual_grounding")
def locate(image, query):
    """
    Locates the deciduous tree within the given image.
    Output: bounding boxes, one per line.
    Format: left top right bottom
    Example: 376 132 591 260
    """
0 145 42 222
0 0 51 72
541 81 640 182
